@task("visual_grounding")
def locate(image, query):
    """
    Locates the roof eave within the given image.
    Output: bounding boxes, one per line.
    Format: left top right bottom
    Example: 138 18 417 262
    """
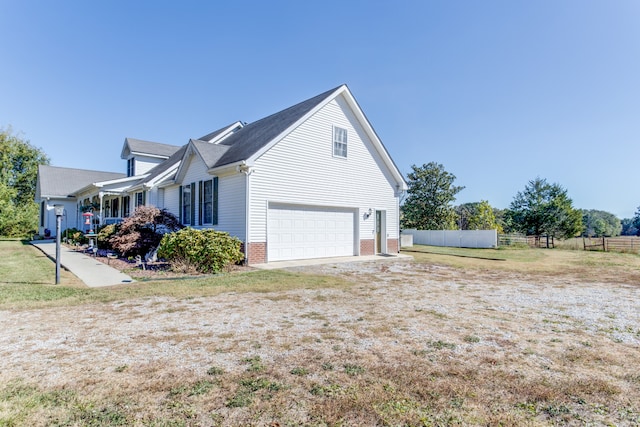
207 160 248 175
129 151 171 160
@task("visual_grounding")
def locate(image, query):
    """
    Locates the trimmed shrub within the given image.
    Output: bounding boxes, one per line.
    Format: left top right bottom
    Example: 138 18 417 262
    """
62 228 88 245
97 224 118 250
158 228 244 273
110 206 182 257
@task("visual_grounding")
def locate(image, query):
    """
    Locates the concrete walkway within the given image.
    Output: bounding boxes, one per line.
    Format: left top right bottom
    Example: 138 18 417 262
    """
251 253 413 270
31 240 135 287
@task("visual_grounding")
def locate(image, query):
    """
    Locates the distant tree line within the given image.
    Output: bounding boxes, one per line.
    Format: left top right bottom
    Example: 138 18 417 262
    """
401 163 638 239
0 128 49 237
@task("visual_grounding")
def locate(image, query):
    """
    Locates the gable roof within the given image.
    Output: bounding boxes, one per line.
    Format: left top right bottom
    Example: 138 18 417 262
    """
185 84 406 190
37 165 126 198
121 138 182 159
210 85 342 168
189 139 231 168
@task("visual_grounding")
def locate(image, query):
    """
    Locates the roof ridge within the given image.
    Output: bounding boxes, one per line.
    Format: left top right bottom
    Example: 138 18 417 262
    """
39 164 123 175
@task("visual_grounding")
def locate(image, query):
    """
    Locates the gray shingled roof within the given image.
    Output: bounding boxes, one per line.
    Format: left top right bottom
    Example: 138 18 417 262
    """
138 144 188 185
190 140 231 168
38 165 126 198
198 122 241 142
205 85 342 168
124 138 182 158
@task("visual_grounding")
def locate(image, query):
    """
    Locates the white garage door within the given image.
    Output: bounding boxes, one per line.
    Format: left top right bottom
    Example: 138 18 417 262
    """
268 204 356 262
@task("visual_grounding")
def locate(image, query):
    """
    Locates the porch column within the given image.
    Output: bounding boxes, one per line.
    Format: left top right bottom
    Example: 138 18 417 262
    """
99 192 104 226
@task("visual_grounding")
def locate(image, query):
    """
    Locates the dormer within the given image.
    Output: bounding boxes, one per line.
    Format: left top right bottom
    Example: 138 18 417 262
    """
120 138 182 176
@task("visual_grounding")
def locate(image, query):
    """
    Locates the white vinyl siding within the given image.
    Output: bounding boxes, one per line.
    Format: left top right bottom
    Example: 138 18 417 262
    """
163 153 246 241
162 184 180 218
218 172 246 241
132 155 167 175
250 95 400 247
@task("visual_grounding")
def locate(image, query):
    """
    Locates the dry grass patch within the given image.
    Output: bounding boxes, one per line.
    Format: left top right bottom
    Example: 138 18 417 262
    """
404 245 640 283
2 248 640 425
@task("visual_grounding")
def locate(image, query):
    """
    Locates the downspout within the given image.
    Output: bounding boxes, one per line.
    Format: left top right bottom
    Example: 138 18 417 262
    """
245 171 250 264
396 184 404 253
237 162 252 265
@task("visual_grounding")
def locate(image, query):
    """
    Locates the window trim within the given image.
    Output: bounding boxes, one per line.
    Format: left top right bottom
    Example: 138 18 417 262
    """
332 126 348 158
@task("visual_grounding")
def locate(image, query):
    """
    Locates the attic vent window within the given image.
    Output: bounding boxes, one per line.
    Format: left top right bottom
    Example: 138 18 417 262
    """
333 127 347 158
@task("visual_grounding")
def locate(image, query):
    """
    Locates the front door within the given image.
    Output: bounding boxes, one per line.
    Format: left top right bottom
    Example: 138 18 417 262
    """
375 210 382 253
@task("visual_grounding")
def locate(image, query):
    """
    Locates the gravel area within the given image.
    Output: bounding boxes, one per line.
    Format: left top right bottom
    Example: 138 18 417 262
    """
2 258 639 392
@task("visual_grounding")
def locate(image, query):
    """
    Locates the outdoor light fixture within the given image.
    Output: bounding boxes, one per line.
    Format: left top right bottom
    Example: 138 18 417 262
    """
365 208 373 219
53 205 64 284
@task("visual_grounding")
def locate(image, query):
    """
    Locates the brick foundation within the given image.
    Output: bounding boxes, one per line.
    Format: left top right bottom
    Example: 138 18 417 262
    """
387 238 399 254
247 242 267 265
360 239 375 256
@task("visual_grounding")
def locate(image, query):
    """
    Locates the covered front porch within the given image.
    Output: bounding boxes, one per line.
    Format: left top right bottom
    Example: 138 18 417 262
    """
73 175 147 232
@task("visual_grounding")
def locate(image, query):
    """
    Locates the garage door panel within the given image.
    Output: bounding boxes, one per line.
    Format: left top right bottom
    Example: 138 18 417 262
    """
268 204 355 262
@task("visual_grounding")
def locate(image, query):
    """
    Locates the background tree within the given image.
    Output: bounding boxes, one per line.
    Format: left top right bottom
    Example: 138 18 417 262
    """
401 162 464 230
509 177 582 239
0 127 50 237
581 209 621 237
468 200 504 232
632 206 640 236
455 202 479 230
621 217 639 236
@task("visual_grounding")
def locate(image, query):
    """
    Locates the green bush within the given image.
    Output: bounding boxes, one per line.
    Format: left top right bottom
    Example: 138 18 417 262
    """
97 224 118 250
158 228 244 273
62 228 88 245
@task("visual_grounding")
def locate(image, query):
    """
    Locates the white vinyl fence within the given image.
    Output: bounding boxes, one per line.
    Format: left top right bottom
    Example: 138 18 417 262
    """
402 229 498 249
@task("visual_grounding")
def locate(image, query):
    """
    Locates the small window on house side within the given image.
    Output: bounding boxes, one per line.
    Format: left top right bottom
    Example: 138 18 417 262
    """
122 196 130 217
203 180 213 224
111 198 119 218
127 158 135 177
135 192 144 208
182 185 191 225
333 127 347 158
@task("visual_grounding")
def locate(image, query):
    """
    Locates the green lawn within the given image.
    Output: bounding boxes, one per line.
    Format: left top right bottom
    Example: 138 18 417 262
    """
403 243 640 281
0 240 351 310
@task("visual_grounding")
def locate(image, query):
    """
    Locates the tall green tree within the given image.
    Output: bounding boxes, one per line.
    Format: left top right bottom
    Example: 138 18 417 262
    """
0 127 50 237
509 177 582 239
468 200 503 232
621 217 639 236
455 202 479 230
581 209 621 237
401 162 464 230
633 206 640 236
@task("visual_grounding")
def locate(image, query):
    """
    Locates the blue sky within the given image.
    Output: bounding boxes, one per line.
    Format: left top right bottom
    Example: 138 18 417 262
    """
2 1 639 218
